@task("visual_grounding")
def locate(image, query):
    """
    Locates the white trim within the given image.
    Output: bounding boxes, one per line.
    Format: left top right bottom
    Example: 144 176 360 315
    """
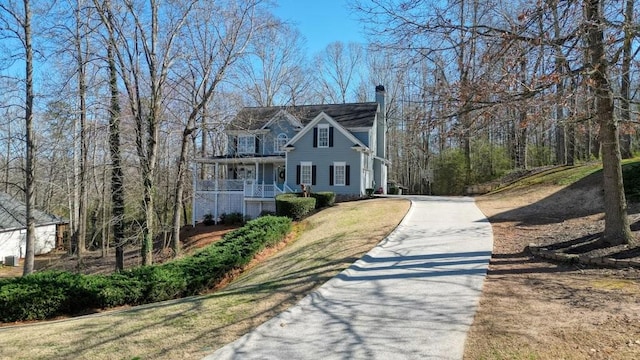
333 161 346 186
346 127 371 132
300 161 312 185
237 134 256 154
373 155 392 165
351 145 372 154
317 123 330 148
193 156 285 165
285 112 369 150
274 133 288 153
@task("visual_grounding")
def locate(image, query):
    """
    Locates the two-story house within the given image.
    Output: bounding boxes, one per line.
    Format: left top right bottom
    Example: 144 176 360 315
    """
192 85 388 222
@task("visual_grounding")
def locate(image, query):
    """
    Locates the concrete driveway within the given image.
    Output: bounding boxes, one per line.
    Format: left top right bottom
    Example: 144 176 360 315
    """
205 196 493 360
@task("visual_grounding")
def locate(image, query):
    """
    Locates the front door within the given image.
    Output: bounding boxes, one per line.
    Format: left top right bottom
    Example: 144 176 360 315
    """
275 165 286 185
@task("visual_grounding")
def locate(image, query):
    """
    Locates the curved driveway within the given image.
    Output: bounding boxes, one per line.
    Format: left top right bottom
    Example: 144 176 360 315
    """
205 196 493 360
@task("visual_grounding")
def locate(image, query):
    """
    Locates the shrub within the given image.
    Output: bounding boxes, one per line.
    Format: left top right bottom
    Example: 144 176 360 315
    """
259 210 276 217
203 213 215 225
220 212 244 225
623 162 640 202
0 216 292 323
275 193 316 220
365 188 374 197
311 192 335 208
432 149 467 195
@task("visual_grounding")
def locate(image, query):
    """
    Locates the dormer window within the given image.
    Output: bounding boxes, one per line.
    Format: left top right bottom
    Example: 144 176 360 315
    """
313 124 333 148
318 125 329 147
237 134 255 154
274 133 288 153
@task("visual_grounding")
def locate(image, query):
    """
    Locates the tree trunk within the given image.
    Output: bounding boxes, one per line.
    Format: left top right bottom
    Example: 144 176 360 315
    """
171 127 194 257
619 0 634 159
566 122 575 166
104 0 125 271
22 0 36 276
73 0 88 265
585 0 635 246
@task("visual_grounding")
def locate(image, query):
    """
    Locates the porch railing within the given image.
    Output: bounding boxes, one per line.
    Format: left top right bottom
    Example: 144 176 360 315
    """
196 179 244 192
196 179 283 199
244 183 276 198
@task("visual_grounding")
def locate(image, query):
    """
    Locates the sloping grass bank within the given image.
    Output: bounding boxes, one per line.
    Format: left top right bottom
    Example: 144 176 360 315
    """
0 216 292 323
0 198 410 360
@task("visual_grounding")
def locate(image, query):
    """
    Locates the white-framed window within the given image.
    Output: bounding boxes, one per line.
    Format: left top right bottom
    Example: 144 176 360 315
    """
317 124 329 148
236 165 255 180
274 133 288 153
334 162 346 186
300 161 312 185
237 134 255 154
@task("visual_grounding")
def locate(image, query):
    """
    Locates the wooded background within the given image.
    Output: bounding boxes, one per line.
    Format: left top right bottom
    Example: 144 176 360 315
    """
1 0 638 272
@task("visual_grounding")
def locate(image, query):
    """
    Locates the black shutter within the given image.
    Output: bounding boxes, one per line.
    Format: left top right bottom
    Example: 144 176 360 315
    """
313 128 318 148
296 165 301 185
345 165 350 186
329 165 334 185
329 127 334 147
232 136 238 154
312 165 317 185
254 136 260 154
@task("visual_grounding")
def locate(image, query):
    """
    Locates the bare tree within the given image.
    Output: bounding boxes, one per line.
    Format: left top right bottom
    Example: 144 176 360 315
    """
235 18 310 107
619 0 635 159
313 41 364 104
168 0 262 257
585 0 634 246
0 0 37 275
93 0 126 270
96 0 196 265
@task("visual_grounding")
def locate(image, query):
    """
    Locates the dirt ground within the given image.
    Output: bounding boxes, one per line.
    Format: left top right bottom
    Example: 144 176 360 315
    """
465 177 640 359
0 223 237 278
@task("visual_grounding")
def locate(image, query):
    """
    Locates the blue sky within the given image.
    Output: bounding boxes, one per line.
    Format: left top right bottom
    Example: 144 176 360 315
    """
272 0 367 55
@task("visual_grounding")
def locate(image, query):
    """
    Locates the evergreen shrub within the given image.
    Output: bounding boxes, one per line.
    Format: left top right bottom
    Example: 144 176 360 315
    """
275 193 316 220
0 216 292 322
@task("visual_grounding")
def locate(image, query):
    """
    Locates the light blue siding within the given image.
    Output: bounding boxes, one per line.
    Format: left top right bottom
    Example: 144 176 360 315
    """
352 130 370 147
263 115 299 155
286 119 363 195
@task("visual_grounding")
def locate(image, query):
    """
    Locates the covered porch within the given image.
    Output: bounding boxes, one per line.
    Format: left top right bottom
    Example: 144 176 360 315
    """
192 155 293 224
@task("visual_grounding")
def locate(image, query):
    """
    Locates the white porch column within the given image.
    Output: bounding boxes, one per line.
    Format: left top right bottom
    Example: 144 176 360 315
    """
214 162 219 191
191 162 197 226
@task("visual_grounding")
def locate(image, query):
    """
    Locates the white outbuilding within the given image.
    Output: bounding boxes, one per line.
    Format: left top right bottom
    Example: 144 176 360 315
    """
0 192 68 265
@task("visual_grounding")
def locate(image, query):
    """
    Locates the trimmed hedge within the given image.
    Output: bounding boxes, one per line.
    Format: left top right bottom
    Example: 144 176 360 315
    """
0 216 292 323
311 192 335 208
275 193 316 220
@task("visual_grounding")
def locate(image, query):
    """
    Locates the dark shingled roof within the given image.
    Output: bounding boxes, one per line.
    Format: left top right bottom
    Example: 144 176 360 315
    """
0 192 67 230
228 102 379 131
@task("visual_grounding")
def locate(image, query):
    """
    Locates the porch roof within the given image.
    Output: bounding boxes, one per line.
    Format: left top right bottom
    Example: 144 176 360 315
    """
194 154 285 165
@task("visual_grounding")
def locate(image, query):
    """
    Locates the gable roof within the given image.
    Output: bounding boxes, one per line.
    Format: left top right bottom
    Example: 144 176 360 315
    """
286 112 369 150
228 102 379 131
0 192 67 231
261 109 303 130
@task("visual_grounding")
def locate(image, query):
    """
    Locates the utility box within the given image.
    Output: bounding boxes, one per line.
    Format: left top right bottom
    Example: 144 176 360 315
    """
4 256 19 267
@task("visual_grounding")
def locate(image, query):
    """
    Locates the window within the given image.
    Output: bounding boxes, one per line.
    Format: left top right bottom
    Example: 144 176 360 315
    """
333 162 346 186
300 162 312 185
317 124 329 148
274 133 288 153
235 165 255 180
330 162 350 186
237 135 255 154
